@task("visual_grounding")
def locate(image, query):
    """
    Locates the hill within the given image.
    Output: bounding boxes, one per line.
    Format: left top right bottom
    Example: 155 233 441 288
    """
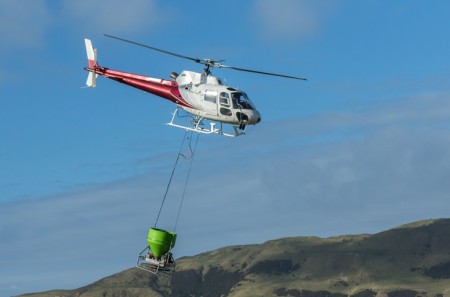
18 219 450 297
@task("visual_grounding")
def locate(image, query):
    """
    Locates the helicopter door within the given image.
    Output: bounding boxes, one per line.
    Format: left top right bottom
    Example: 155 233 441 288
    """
203 90 218 115
219 92 232 117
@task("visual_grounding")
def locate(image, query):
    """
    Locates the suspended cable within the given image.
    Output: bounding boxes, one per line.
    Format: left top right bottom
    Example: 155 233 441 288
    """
154 130 189 228
139 131 200 274
174 133 199 231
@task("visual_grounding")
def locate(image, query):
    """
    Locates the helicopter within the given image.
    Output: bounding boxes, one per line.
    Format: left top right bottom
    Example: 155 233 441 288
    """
84 35 306 137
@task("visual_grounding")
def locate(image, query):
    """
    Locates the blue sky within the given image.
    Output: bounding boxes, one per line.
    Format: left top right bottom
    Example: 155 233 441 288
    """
2 0 450 295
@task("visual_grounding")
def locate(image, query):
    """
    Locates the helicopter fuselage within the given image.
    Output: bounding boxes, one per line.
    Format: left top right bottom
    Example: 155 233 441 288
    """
84 64 261 126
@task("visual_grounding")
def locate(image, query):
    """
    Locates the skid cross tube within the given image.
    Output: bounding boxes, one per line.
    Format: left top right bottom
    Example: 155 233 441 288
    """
166 108 245 137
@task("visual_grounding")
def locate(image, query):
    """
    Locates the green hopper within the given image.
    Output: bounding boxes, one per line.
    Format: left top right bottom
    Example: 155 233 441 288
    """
147 228 177 258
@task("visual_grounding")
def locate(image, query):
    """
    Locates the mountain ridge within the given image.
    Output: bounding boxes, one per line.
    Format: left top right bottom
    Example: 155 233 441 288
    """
18 218 450 297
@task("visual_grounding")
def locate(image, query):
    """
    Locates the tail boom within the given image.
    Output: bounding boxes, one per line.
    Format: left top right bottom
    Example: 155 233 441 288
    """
83 38 193 108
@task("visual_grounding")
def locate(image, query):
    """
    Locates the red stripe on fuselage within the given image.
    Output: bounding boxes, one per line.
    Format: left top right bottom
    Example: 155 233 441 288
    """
84 66 194 109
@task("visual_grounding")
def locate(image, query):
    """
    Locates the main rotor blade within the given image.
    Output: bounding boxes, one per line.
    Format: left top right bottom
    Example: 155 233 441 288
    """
219 64 307 81
105 34 307 81
104 34 202 64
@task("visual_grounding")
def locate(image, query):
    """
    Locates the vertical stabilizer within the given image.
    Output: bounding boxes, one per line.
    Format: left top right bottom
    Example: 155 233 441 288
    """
84 38 98 87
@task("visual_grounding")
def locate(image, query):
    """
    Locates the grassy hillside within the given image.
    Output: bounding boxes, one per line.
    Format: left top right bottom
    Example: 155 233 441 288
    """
18 219 450 297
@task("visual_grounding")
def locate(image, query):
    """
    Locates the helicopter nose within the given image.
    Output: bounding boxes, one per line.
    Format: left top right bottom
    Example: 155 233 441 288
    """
254 111 261 124
240 110 261 125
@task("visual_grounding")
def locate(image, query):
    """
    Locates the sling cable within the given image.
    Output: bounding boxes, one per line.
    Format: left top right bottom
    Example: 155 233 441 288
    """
137 131 199 274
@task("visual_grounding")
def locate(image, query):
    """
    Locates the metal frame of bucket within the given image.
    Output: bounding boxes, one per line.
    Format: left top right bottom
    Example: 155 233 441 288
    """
136 228 177 274
136 246 175 274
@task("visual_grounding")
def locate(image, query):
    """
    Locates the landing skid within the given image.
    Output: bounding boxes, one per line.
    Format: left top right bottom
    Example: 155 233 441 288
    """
136 246 175 274
166 108 246 137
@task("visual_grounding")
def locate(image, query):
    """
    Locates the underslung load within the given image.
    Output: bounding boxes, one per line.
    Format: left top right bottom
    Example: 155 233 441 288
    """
136 131 199 274
137 228 177 274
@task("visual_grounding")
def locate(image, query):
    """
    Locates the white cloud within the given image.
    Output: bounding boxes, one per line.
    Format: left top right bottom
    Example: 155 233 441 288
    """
0 0 164 51
0 0 51 49
252 0 333 41
62 0 163 35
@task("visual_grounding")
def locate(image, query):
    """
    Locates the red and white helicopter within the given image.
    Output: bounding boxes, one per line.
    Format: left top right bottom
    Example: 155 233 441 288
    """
84 35 306 137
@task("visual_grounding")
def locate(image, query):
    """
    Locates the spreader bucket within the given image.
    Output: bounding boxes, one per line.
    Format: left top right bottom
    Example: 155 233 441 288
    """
147 228 177 257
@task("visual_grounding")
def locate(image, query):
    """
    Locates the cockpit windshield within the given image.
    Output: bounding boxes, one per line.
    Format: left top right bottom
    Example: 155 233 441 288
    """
232 92 255 110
